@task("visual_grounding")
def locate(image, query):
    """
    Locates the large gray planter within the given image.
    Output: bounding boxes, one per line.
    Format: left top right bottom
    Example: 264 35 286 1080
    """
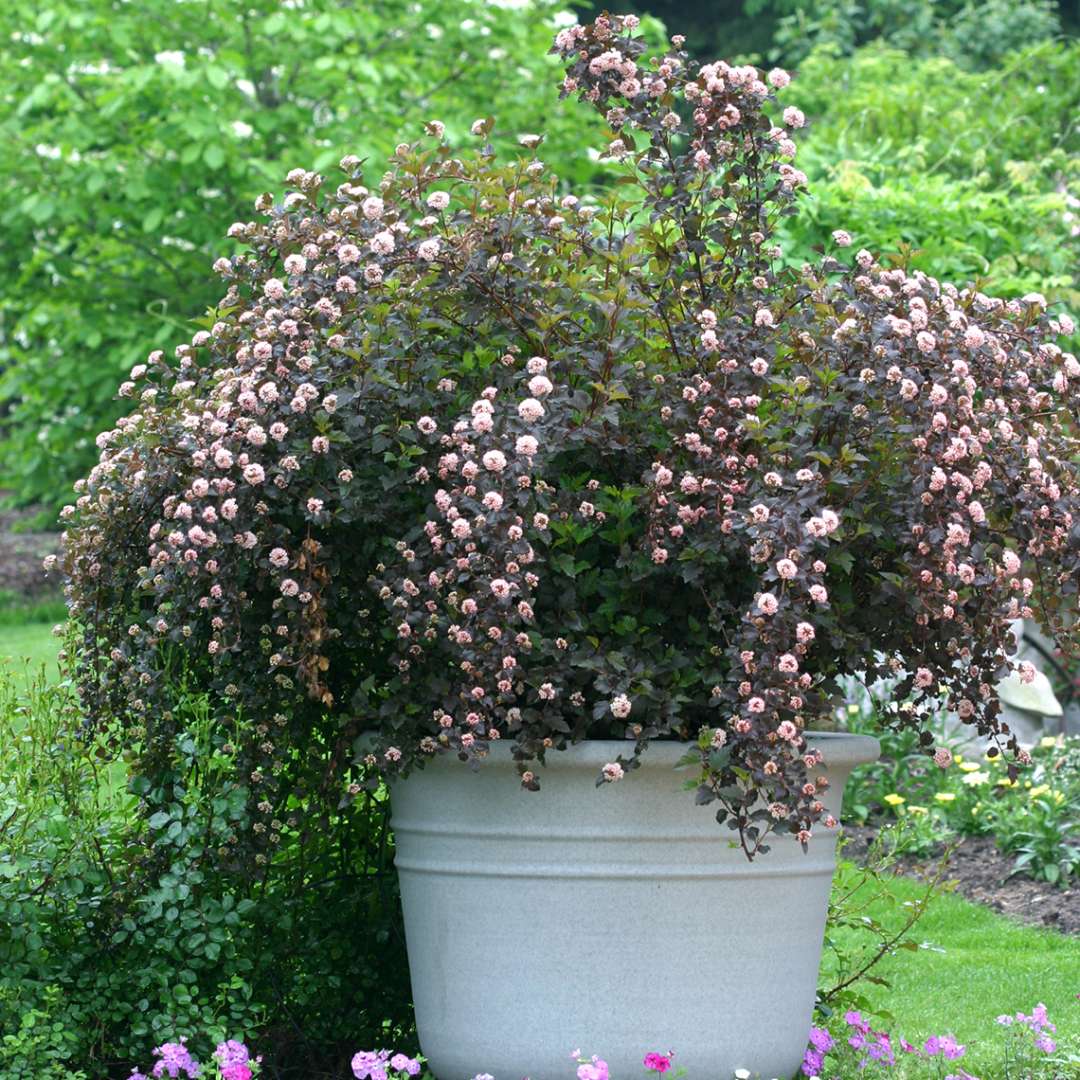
390 733 879 1080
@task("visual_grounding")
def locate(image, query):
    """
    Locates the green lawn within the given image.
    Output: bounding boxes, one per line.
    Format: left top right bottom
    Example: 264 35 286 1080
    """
828 865 1079 1076
0 619 63 684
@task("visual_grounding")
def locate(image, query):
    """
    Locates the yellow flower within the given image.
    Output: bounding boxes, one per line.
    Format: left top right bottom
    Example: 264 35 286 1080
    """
997 777 1016 788
848 704 861 716
1040 735 1058 749
962 770 990 787
935 792 957 803
954 753 964 764
1029 784 1050 799
908 805 928 816
884 793 905 806
958 761 980 773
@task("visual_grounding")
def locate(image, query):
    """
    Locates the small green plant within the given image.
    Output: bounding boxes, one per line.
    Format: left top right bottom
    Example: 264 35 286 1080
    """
0 987 88 1080
996 779 1080 887
817 824 951 1022
846 701 1080 884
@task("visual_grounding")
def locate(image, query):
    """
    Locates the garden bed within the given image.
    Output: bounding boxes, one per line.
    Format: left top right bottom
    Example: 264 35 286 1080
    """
0 496 59 601
845 825 1080 935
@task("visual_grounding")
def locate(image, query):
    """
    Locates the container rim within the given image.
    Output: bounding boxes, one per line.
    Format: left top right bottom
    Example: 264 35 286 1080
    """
417 731 880 771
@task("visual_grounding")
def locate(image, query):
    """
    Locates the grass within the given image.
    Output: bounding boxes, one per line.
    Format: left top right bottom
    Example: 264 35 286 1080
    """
829 863 1079 1076
0 593 66 685
0 620 62 683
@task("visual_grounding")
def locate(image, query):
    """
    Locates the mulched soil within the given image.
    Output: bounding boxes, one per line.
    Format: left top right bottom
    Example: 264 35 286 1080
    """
843 825 1080 935
0 498 61 600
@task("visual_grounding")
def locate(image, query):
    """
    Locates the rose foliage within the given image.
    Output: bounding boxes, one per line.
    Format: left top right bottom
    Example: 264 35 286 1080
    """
57 14 1079 859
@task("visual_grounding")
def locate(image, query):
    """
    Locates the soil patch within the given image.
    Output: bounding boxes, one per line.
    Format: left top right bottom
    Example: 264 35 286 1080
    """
843 825 1080 935
0 498 61 601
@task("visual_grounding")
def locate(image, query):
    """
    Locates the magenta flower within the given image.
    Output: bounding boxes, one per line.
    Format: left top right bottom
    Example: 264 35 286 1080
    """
642 1052 672 1073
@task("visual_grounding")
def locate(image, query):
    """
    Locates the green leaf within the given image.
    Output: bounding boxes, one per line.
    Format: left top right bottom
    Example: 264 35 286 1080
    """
205 65 229 90
203 143 225 170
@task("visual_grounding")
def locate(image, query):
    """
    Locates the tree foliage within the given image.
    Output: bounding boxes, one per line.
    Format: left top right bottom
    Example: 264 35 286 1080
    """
0 0 609 512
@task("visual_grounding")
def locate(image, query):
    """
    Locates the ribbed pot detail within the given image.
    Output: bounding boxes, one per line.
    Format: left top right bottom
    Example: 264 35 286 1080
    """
390 732 879 1080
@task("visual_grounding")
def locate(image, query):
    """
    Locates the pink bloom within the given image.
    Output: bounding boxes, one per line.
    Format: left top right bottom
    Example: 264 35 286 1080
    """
518 398 545 422
757 592 779 615
417 238 440 261
601 762 624 782
578 1060 609 1080
369 230 395 255
934 747 953 768
610 694 632 719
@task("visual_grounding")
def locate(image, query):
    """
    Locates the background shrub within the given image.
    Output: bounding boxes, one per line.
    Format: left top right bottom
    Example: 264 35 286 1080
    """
0 0 614 515
0 667 411 1077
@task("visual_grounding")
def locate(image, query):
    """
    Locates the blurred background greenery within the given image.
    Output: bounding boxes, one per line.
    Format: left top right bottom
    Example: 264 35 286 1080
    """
0 0 1077 520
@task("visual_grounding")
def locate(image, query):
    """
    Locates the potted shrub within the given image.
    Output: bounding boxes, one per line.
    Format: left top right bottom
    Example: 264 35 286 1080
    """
57 12 1078 1079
